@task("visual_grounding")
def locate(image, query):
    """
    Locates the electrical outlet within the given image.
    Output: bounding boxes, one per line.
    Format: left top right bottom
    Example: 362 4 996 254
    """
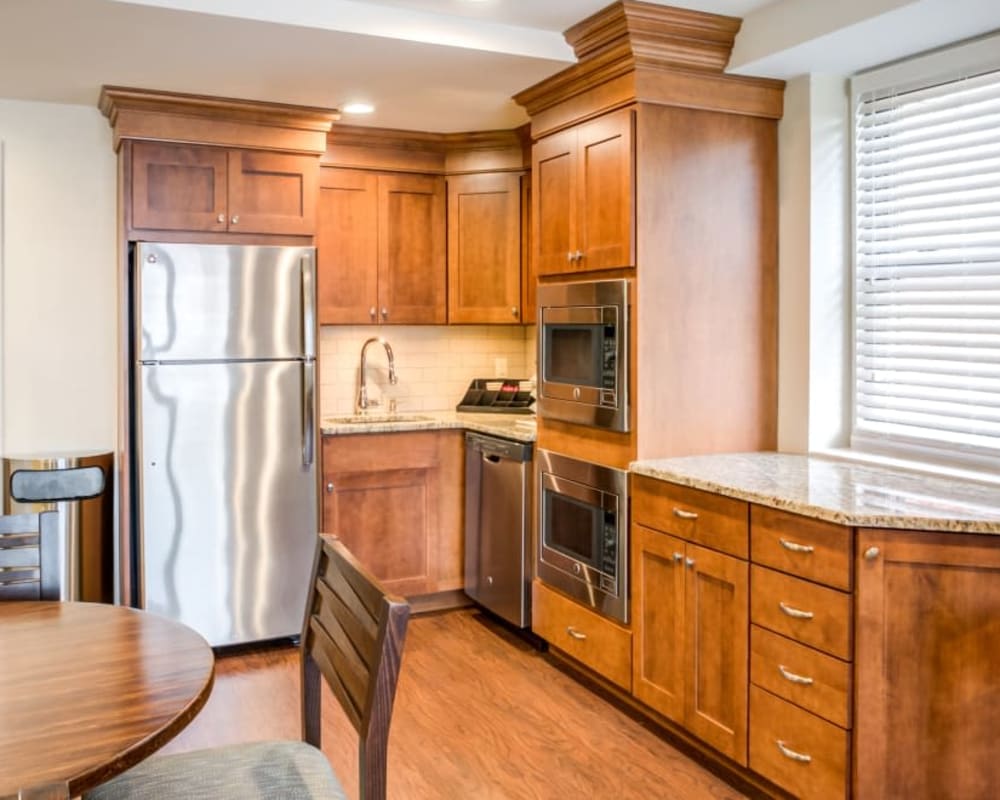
494 357 508 377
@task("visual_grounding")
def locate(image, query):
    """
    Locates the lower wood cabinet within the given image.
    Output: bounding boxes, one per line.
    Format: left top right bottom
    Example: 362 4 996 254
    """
631 523 749 764
532 579 632 691
321 431 463 596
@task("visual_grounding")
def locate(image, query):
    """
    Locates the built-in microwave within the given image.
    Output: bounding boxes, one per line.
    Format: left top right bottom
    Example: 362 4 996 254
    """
537 279 630 432
537 449 628 624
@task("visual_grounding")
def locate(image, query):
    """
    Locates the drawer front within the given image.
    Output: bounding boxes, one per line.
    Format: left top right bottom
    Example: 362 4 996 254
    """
632 475 748 559
751 566 853 660
751 506 853 591
750 686 849 800
532 580 632 691
750 625 852 728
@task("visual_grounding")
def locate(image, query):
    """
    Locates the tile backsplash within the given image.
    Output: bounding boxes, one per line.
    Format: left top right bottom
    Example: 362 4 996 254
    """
319 325 537 415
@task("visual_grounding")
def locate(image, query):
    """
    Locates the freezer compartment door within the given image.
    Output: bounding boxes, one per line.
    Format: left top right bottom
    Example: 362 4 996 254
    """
138 360 318 647
136 242 315 362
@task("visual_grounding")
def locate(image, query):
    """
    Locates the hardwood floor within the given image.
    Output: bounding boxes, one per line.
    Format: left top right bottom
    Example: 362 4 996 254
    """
165 609 746 799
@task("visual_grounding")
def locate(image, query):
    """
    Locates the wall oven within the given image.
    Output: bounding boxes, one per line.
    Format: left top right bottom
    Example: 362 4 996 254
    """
537 449 629 624
538 279 630 432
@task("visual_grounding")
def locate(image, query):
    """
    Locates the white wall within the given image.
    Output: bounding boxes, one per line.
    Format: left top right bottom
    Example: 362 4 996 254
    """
0 100 117 457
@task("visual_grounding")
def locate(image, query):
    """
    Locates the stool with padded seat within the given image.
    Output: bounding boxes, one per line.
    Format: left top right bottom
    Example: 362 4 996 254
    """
83 534 411 800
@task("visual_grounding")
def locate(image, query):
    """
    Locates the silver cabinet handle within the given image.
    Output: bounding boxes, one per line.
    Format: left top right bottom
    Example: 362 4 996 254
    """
864 546 881 561
566 626 587 641
673 552 684 563
381 306 389 321
326 482 334 494
301 361 315 467
778 664 814 686
216 213 226 223
776 740 812 763
779 601 814 620
673 508 699 520
779 538 815 554
369 306 377 321
230 215 239 225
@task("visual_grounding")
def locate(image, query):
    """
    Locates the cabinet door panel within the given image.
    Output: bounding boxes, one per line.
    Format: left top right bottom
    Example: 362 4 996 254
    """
631 524 686 724
378 174 446 324
228 150 317 235
685 544 748 765
532 129 575 276
576 109 634 271
131 141 227 232
856 529 1000 799
447 173 522 323
317 169 379 324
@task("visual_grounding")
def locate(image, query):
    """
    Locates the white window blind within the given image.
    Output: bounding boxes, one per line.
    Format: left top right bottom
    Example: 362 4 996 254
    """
853 60 1000 468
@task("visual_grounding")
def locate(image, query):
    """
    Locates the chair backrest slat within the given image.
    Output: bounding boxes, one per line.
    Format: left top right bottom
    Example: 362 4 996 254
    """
300 534 410 800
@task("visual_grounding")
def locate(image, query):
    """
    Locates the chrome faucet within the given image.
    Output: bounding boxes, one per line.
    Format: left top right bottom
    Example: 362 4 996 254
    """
357 337 398 411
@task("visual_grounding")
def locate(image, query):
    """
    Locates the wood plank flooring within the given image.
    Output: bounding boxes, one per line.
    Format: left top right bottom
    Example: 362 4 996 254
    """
165 609 747 799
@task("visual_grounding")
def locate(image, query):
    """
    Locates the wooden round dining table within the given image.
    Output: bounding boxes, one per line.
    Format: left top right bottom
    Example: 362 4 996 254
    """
0 601 215 797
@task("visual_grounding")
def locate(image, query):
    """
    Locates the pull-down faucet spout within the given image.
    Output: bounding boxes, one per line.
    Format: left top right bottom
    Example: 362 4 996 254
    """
358 337 398 411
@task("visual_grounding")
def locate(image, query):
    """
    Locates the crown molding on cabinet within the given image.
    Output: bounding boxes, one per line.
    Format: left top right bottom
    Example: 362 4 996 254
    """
99 85 340 154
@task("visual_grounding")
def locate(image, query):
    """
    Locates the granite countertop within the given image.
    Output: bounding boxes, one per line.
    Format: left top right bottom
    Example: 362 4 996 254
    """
320 410 536 443
631 452 1000 534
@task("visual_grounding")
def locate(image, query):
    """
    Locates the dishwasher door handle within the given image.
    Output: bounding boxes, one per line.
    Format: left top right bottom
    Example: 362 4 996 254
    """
483 453 502 464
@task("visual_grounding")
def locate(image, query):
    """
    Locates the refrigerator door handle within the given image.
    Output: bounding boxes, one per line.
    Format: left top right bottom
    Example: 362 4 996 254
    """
300 253 316 359
302 360 315 467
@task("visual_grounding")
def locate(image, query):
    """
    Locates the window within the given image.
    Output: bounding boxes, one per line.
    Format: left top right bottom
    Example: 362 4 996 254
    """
851 37 1000 471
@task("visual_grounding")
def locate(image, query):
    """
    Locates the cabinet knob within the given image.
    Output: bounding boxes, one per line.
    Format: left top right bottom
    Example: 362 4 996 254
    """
231 215 239 225
672 552 684 563
381 307 389 321
216 214 226 224
566 251 574 262
511 307 518 318
864 546 881 561
573 250 584 261
369 306 377 321
685 557 695 568
325 482 334 494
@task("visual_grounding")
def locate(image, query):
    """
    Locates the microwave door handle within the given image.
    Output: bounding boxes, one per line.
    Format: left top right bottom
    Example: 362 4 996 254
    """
542 307 606 325
542 472 609 509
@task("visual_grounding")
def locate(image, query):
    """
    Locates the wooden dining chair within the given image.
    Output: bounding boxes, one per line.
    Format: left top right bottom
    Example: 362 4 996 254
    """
83 534 411 800
0 780 71 799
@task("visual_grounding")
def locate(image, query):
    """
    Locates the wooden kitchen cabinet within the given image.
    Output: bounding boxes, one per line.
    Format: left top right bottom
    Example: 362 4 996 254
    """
130 140 317 235
317 167 446 325
447 172 523 324
532 108 634 276
320 431 463 597
855 529 1000 799
632 523 749 764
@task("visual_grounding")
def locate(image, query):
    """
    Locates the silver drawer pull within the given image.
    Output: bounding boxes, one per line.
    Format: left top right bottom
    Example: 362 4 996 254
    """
776 740 812 763
672 508 699 520
566 626 587 641
779 601 815 620
778 664 815 686
779 538 815 554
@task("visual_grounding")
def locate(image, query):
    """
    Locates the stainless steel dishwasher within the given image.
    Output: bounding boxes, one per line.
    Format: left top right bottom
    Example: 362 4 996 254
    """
464 432 533 628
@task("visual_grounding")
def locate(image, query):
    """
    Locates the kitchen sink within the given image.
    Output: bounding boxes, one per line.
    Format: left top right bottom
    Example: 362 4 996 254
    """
325 413 434 425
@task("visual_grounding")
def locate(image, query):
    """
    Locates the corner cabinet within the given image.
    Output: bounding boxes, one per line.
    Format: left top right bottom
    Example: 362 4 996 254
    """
447 172 523 324
320 431 463 597
317 167 446 325
855 529 1000 799
130 140 318 235
532 108 634 276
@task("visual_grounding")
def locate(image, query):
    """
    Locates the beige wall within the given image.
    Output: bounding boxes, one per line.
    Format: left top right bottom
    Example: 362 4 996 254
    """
0 99 117 457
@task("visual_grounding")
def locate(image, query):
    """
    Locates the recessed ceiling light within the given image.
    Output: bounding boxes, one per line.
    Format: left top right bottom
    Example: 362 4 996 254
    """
343 102 375 115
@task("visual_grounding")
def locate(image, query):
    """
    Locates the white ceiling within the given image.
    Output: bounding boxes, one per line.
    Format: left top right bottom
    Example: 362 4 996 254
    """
0 0 998 132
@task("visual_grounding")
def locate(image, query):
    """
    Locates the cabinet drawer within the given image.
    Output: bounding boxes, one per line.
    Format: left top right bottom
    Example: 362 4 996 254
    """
751 506 853 591
750 686 849 800
532 580 632 692
750 626 851 728
751 566 852 660
632 475 748 559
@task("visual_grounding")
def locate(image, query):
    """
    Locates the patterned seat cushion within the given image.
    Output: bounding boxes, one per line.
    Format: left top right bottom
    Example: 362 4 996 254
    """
83 740 346 800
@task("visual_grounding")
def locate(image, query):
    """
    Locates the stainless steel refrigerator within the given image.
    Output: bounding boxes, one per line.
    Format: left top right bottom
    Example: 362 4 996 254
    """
132 242 318 647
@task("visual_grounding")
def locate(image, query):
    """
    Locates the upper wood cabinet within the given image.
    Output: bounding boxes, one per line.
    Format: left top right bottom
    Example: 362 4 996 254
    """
532 108 634 276
317 167 446 325
855 529 1000 799
447 172 523 324
130 140 318 236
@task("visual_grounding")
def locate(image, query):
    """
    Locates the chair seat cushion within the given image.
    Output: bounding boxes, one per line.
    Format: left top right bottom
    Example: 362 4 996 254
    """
82 740 346 800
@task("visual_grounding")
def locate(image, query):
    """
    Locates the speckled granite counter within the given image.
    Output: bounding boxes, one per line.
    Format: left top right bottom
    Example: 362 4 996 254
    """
630 452 1000 534
321 410 536 443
